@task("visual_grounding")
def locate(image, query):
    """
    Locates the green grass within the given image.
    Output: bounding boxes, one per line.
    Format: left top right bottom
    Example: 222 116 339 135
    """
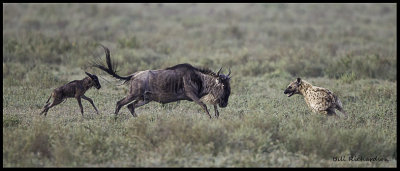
2 3 397 167
3 77 397 167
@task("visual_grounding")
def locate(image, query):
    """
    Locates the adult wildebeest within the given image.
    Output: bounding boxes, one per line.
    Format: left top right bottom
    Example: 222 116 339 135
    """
92 45 231 118
40 72 101 116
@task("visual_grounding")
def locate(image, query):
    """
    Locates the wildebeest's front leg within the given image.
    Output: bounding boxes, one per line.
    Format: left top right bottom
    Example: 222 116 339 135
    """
115 94 136 115
185 92 212 119
214 105 219 118
183 78 212 119
81 95 99 114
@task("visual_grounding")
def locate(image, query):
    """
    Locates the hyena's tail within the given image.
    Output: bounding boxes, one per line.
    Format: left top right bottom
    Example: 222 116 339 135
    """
335 96 348 119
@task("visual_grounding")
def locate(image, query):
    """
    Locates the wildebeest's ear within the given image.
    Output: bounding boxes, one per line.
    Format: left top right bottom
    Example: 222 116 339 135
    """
296 77 301 84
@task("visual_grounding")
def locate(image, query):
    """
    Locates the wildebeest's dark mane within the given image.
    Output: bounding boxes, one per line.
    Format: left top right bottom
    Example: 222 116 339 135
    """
165 63 218 77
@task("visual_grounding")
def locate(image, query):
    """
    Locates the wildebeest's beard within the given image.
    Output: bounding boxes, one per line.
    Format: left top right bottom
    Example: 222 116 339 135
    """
219 87 230 107
216 76 231 108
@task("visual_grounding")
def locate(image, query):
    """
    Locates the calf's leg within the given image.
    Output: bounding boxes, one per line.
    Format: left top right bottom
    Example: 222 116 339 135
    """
82 95 99 114
41 97 64 116
76 97 84 116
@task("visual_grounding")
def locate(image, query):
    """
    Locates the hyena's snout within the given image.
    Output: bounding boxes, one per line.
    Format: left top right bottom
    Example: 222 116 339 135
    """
284 88 295 97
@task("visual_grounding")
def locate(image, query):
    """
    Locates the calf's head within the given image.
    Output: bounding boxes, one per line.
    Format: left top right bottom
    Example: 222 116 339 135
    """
85 72 101 89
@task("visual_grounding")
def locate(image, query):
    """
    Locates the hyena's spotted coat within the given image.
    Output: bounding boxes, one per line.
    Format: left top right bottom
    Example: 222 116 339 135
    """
284 78 348 118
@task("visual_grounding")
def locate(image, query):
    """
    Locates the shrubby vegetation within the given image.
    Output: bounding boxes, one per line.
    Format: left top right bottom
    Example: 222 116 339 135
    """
3 3 396 167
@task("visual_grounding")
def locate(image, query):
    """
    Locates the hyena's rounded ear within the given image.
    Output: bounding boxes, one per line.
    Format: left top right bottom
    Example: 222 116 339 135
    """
296 77 302 85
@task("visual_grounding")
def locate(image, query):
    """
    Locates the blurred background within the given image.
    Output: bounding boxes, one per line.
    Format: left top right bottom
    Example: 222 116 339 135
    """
3 3 396 87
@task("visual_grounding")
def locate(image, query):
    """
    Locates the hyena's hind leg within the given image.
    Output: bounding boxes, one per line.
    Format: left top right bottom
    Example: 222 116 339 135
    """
326 108 339 119
335 104 348 119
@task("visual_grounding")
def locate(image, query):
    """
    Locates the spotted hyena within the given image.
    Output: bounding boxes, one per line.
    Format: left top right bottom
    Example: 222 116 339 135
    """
284 78 348 118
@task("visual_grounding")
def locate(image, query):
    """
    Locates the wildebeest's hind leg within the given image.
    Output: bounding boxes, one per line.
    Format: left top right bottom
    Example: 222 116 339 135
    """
127 99 150 117
40 97 64 116
115 94 137 115
40 103 51 115
81 95 99 114
40 93 53 115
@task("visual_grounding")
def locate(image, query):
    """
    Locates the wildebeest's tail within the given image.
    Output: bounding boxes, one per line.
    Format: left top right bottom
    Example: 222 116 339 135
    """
92 44 132 82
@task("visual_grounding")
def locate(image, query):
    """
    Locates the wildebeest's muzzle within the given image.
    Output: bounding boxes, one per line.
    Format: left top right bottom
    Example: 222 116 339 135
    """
216 69 231 108
95 83 101 89
219 100 228 108
93 77 101 89
218 87 230 108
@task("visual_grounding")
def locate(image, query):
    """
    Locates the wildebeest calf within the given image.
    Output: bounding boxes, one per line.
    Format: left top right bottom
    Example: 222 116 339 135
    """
40 72 101 116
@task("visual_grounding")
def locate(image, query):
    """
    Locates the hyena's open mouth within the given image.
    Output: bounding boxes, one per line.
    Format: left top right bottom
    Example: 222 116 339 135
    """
284 90 295 97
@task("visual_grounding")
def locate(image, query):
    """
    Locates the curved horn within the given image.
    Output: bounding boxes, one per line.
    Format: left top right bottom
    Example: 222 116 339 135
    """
217 67 223 76
85 72 93 78
227 68 231 77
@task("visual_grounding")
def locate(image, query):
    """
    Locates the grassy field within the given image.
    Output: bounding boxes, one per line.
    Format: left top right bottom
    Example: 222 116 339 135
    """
3 3 397 167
